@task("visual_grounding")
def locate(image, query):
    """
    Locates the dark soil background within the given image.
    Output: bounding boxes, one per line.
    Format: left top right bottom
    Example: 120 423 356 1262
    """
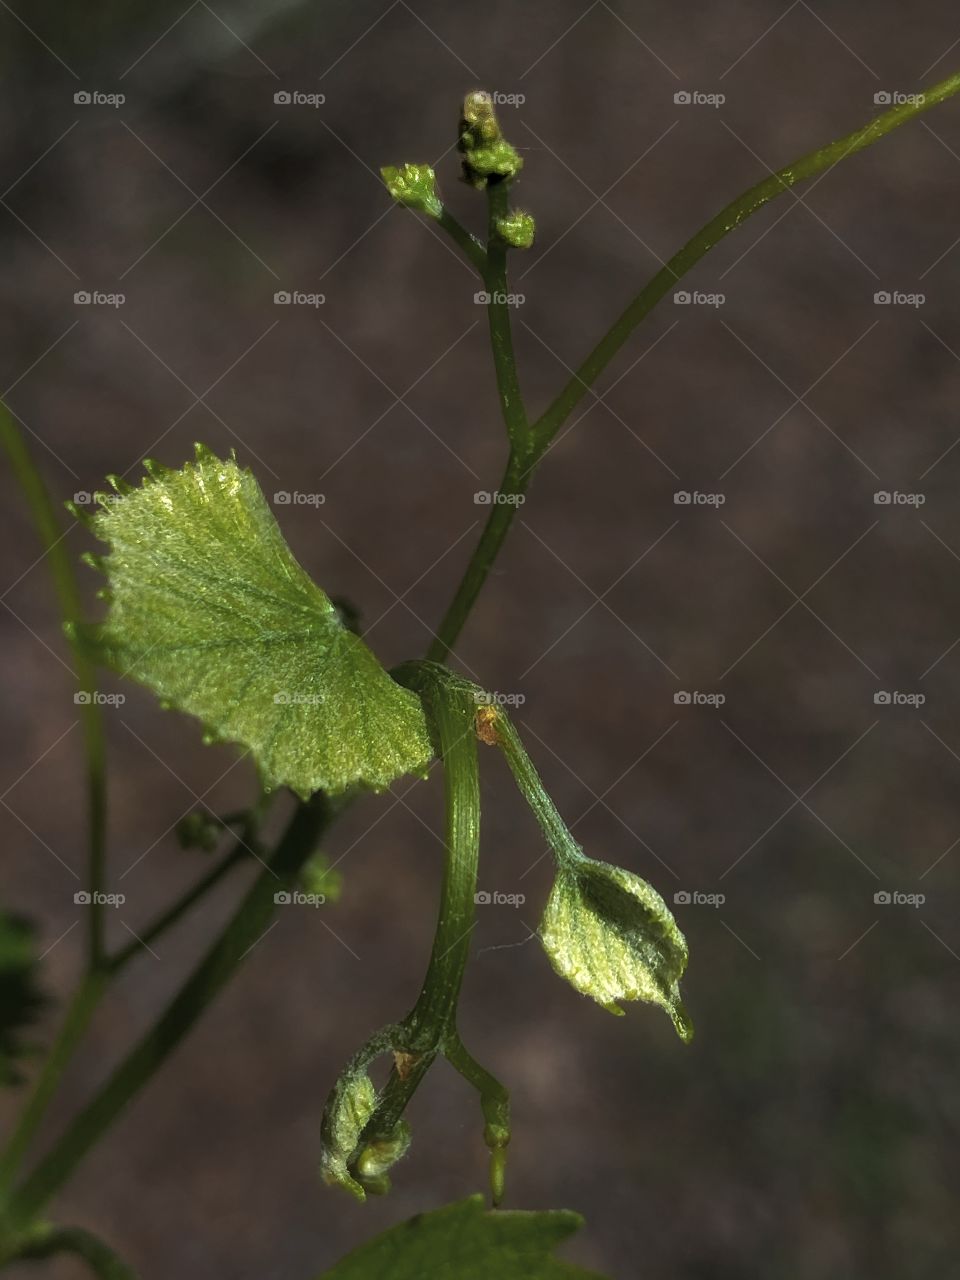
2 2 960 1276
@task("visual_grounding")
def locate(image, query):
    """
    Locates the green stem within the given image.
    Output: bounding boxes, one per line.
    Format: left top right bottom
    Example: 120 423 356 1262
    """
427 447 530 663
489 711 582 870
107 842 248 974
437 207 487 275
0 408 108 968
7 793 333 1225
357 670 480 1142
531 67 960 452
445 1033 510 1205
484 182 530 453
3 1223 135 1278
2 1223 137 1278
0 971 108 1196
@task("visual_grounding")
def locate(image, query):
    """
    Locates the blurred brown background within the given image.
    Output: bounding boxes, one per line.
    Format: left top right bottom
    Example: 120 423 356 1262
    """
2 1 960 1276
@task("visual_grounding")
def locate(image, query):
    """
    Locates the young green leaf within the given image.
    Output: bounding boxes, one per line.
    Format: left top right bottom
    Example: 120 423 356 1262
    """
541 857 692 1039
73 447 433 798
319 1070 378 1200
0 911 46 1087
318 1195 606 1280
320 1066 410 1200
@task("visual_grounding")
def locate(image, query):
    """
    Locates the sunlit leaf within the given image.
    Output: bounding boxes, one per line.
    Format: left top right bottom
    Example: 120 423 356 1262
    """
540 856 692 1040
72 447 433 799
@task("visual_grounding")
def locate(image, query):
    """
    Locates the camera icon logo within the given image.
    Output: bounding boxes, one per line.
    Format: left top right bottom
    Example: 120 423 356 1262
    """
874 291 892 305
474 491 492 504
673 490 692 504
473 290 490 304
72 491 92 505
673 290 691 304
74 91 92 105
674 91 692 105
74 290 91 305
873 890 891 904
874 691 891 705
874 91 892 105
273 891 292 904
274 290 291 304
474 890 492 904
873 491 892 504
74 891 92 904
74 691 92 705
273 491 291 504
274 90 291 105
673 890 691 904
273 691 290 704
673 690 692 705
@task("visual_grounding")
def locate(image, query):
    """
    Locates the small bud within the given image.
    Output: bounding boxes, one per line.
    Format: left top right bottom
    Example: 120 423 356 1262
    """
461 90 500 143
462 140 523 188
458 90 523 188
483 1120 510 1206
540 855 692 1040
354 1118 412 1192
300 851 343 903
495 209 536 250
381 163 443 219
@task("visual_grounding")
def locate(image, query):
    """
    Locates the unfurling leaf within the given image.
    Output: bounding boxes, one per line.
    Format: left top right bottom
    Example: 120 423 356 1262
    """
319 1071 378 1200
73 446 433 799
320 1069 410 1201
540 856 692 1040
0 910 46 1086
318 1194 606 1280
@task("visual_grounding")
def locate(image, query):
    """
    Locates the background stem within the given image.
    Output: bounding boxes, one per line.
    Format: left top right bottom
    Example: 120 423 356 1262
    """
3 1223 136 1278
0 971 108 1195
7 793 333 1224
531 67 960 451
0 409 108 968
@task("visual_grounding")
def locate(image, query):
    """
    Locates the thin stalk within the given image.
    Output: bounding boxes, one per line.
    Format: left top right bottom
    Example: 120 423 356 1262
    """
532 68 960 452
357 673 480 1142
3 1223 136 1278
445 1033 510 1205
0 408 108 967
427 447 530 663
437 207 487 275
484 182 530 453
489 711 582 870
7 793 333 1225
107 842 248 974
